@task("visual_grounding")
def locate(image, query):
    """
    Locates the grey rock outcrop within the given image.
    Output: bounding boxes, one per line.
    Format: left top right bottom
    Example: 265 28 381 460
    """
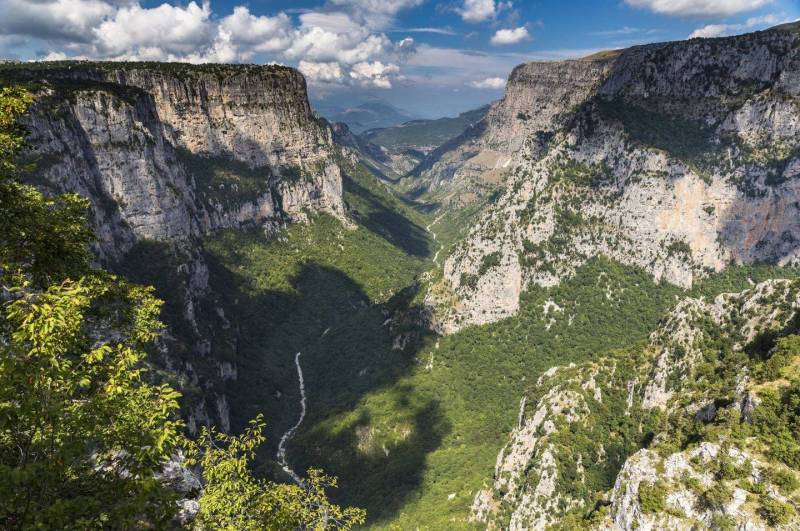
411 55 615 204
473 278 800 530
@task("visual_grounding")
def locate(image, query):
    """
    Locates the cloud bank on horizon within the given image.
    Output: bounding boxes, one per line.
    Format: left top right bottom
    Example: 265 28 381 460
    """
0 0 797 116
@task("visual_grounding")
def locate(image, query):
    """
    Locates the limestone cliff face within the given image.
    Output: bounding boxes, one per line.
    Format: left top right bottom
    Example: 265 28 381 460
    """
108 66 336 168
11 62 345 260
429 24 800 332
23 88 199 257
484 58 615 153
412 57 614 202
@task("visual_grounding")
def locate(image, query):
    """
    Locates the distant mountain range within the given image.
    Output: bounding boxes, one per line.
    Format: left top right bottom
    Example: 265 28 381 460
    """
361 105 489 151
327 102 492 183
315 99 416 133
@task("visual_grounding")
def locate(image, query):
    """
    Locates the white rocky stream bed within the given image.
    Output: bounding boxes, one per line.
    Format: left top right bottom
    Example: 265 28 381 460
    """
276 351 306 485
426 212 445 266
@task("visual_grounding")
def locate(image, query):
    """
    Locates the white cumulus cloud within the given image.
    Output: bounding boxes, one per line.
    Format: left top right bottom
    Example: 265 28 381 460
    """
0 0 121 42
91 1 214 59
0 0 417 88
689 14 785 38
459 0 496 23
298 60 344 83
625 0 772 17
490 26 530 46
286 15 392 65
219 7 293 53
349 60 400 88
468 76 506 89
42 50 69 60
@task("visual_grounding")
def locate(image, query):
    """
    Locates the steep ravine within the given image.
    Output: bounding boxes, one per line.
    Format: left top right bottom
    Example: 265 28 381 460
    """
8 26 800 529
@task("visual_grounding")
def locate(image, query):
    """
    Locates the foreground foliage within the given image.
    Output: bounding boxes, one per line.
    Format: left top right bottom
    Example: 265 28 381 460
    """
188 417 364 530
0 275 183 528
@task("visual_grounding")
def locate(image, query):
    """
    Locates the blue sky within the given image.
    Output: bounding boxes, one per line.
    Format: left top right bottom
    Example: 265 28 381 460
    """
1 0 798 117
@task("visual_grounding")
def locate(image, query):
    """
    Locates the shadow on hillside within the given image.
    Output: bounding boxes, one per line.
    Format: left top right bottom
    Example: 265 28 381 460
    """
194 254 446 525
344 175 430 257
359 155 405 185
297 387 449 523
355 163 442 216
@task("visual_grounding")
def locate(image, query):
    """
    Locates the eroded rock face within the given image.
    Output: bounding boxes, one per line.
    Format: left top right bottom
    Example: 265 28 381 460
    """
472 359 628 530
108 67 336 167
14 62 345 259
23 89 200 258
642 279 800 410
472 279 800 530
485 59 615 154
413 57 614 201
427 25 800 332
601 442 794 531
